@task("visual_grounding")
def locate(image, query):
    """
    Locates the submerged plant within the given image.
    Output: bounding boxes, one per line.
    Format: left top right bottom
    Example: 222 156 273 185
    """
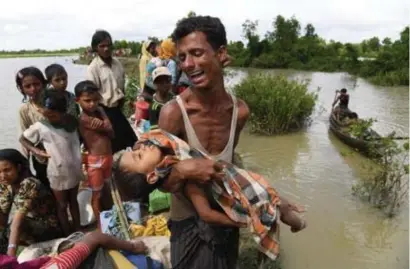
352 134 409 217
234 74 318 135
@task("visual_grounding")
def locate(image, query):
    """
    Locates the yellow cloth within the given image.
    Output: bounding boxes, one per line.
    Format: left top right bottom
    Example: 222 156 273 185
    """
130 215 171 238
139 41 153 89
159 39 176 60
108 250 137 269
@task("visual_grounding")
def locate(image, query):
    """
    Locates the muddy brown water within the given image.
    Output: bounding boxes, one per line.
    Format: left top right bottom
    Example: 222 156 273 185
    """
0 57 408 269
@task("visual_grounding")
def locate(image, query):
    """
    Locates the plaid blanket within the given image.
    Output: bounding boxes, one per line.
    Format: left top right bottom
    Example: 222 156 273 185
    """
138 129 281 260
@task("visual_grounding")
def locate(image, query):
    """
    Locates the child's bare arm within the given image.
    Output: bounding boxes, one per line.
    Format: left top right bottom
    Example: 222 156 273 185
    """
98 106 114 138
19 136 50 158
185 183 243 227
80 113 113 137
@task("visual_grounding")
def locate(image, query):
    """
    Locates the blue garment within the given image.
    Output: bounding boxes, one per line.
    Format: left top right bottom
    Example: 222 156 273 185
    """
145 58 178 89
123 253 164 269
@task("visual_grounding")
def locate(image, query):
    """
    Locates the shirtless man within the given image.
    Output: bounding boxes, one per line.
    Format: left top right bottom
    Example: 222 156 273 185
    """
158 16 249 269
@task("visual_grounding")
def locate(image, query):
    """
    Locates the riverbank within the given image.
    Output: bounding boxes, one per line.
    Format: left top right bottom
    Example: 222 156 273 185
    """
0 52 77 59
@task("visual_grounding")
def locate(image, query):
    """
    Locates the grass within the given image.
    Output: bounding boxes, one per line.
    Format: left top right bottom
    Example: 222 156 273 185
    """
234 73 318 135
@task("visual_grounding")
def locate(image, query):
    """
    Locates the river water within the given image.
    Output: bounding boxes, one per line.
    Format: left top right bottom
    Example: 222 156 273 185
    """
0 56 408 269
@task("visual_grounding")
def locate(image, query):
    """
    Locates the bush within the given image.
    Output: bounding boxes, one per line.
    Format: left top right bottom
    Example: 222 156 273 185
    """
234 74 318 135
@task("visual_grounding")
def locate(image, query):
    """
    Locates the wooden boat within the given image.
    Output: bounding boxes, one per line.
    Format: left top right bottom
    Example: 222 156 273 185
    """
328 112 384 158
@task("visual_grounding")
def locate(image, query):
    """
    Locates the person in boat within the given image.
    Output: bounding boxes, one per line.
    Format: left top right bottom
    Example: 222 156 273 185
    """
139 40 158 98
86 30 138 153
342 112 359 126
332 88 350 119
114 129 306 260
0 148 62 256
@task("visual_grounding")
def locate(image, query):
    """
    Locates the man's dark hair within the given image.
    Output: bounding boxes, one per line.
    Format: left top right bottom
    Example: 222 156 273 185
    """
171 16 227 50
341 88 347 93
91 30 112 52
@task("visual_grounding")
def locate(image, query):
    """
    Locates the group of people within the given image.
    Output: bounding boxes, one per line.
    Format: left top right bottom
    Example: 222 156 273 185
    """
0 15 307 269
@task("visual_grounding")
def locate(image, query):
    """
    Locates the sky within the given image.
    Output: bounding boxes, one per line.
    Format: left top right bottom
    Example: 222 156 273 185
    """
0 0 408 51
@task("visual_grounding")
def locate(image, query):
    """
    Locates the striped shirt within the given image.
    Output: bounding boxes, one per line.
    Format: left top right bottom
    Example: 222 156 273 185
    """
40 243 90 269
148 93 174 130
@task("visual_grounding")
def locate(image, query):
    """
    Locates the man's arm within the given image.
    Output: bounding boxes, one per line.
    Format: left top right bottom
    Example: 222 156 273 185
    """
332 95 340 108
234 98 250 149
98 107 115 138
185 183 243 227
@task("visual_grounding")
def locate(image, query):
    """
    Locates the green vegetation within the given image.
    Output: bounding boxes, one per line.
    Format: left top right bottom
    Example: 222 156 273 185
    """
123 77 139 118
234 74 318 135
226 16 409 86
348 118 376 139
352 121 409 216
0 48 80 58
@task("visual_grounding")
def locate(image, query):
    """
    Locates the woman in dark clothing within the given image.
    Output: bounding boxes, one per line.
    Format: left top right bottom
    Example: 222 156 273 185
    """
86 30 137 153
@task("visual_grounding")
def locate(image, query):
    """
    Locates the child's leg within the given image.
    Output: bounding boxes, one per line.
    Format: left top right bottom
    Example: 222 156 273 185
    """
278 197 307 233
87 156 108 228
52 189 71 236
100 156 114 211
68 185 81 232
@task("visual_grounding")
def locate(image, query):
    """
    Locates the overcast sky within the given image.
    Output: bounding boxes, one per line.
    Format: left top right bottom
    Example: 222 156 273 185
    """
0 0 408 51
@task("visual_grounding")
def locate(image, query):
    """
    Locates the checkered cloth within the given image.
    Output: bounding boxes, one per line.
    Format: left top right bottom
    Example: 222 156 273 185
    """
138 129 281 260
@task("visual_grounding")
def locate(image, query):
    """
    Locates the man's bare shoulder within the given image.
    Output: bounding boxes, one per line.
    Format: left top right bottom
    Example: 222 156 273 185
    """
236 98 250 123
158 99 183 135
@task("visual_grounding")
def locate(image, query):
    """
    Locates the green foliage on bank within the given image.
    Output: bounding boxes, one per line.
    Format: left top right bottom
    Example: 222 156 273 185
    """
227 16 409 86
234 74 318 135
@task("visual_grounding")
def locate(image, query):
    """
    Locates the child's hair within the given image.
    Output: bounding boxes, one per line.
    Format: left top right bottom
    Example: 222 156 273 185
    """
111 154 157 201
349 112 358 119
44 64 67 83
15 66 46 101
91 30 112 52
74 80 99 98
340 88 347 93
42 89 67 113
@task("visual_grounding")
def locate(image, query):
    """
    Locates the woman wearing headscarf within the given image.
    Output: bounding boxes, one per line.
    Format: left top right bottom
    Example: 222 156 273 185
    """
145 38 179 97
86 30 138 153
0 148 61 256
139 40 157 94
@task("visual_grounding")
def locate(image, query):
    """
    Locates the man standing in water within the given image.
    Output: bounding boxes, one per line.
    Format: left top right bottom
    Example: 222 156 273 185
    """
158 16 250 269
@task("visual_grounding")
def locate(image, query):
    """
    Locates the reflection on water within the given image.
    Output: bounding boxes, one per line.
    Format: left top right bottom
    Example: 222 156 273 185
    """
228 68 409 269
0 58 408 269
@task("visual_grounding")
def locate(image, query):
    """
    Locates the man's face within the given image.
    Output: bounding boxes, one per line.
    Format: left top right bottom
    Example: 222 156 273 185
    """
176 31 227 90
97 38 112 59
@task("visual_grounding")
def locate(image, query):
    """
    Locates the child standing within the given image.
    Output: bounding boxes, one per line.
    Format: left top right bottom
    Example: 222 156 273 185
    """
15 67 49 188
45 63 80 118
148 66 174 130
19 90 82 235
75 80 114 228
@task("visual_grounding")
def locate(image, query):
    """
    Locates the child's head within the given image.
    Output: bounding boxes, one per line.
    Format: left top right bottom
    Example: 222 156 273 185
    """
41 90 67 124
112 150 159 201
74 80 101 113
15 66 46 101
45 64 68 91
152 67 172 94
118 143 163 175
349 112 358 119
0 148 30 185
340 88 347 94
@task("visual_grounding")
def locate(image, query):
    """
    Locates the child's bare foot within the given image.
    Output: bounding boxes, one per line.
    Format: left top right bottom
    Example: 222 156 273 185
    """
291 219 307 233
